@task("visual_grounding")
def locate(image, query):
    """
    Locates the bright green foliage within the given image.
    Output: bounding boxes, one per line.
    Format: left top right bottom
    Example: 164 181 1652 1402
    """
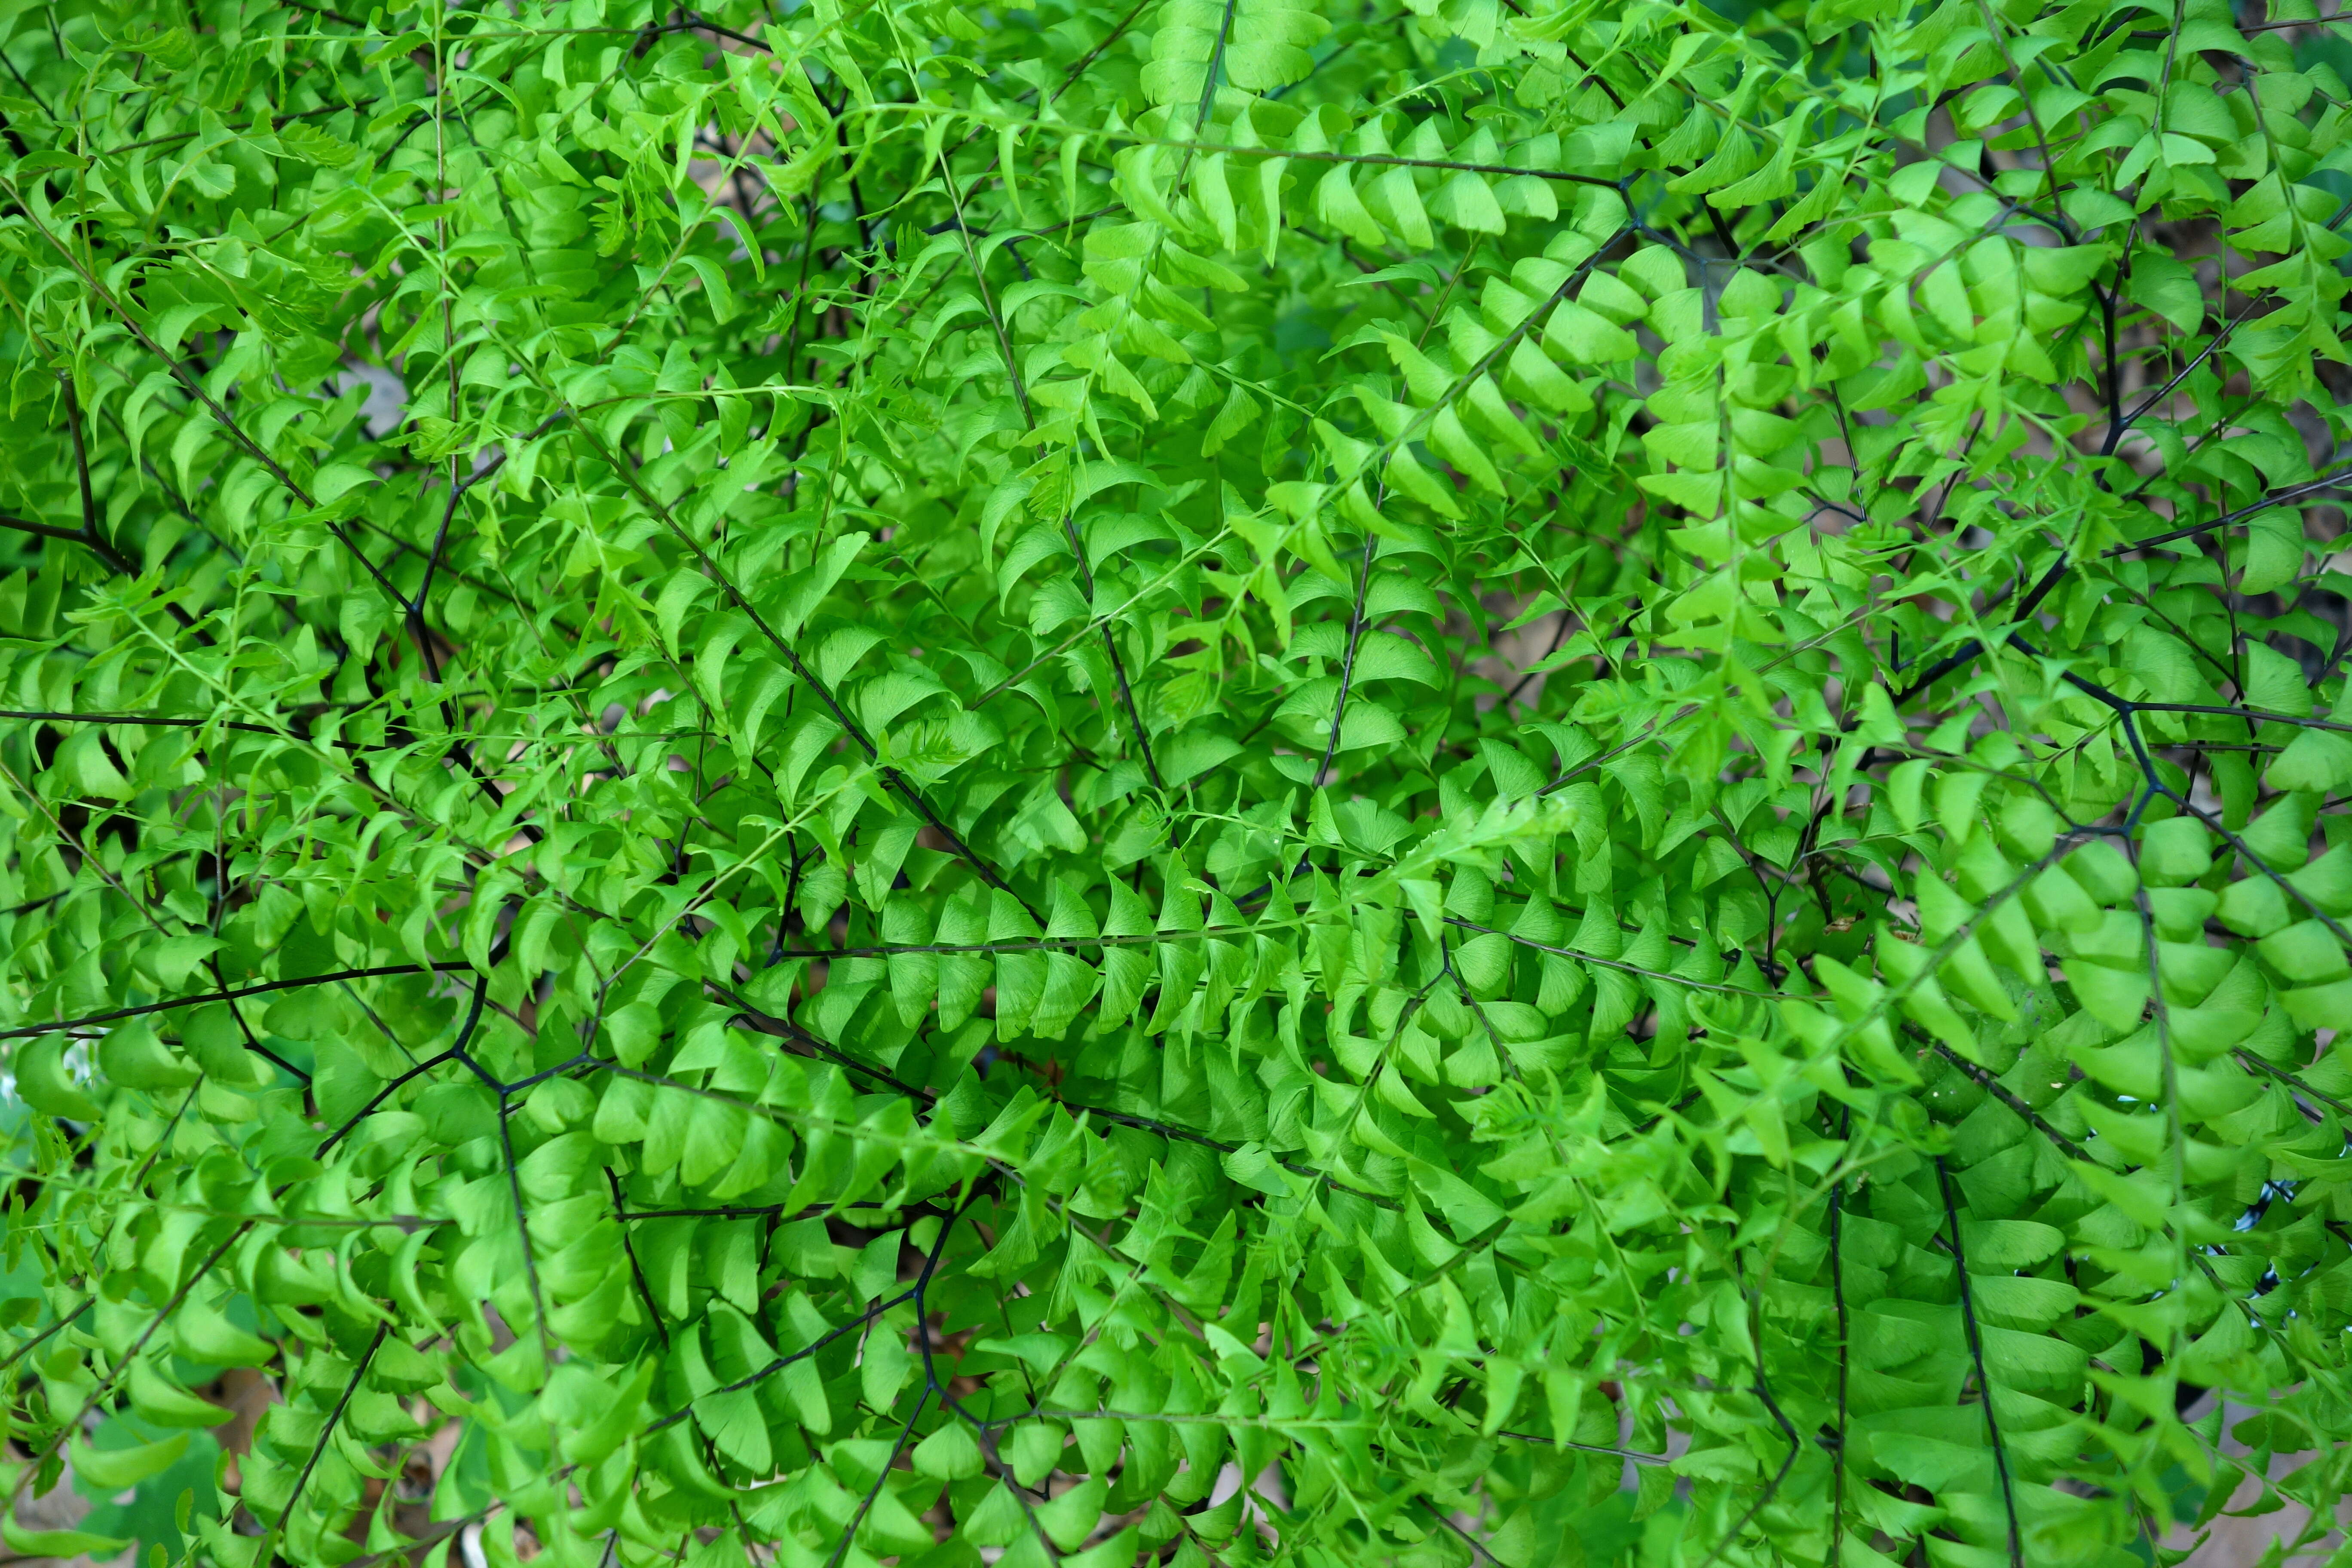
6 0 2352 1566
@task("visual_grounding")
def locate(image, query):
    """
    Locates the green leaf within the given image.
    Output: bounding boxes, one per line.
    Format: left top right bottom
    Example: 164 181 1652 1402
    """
912 1420 985 1479
69 1432 190 1490
8 7 2352 1565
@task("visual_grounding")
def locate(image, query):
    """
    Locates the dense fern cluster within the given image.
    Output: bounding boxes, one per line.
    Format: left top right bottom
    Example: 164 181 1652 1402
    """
3 0 2352 1566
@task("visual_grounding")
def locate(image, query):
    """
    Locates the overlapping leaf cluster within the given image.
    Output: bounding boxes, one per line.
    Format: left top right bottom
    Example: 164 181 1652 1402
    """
4 0 2352 1565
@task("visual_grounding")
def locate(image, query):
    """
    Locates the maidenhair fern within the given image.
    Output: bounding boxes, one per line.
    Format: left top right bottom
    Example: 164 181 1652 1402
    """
3 1 2351 1567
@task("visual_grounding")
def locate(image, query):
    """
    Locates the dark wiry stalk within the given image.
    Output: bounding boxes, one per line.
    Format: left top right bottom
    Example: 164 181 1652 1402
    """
1937 1156 2025 1568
